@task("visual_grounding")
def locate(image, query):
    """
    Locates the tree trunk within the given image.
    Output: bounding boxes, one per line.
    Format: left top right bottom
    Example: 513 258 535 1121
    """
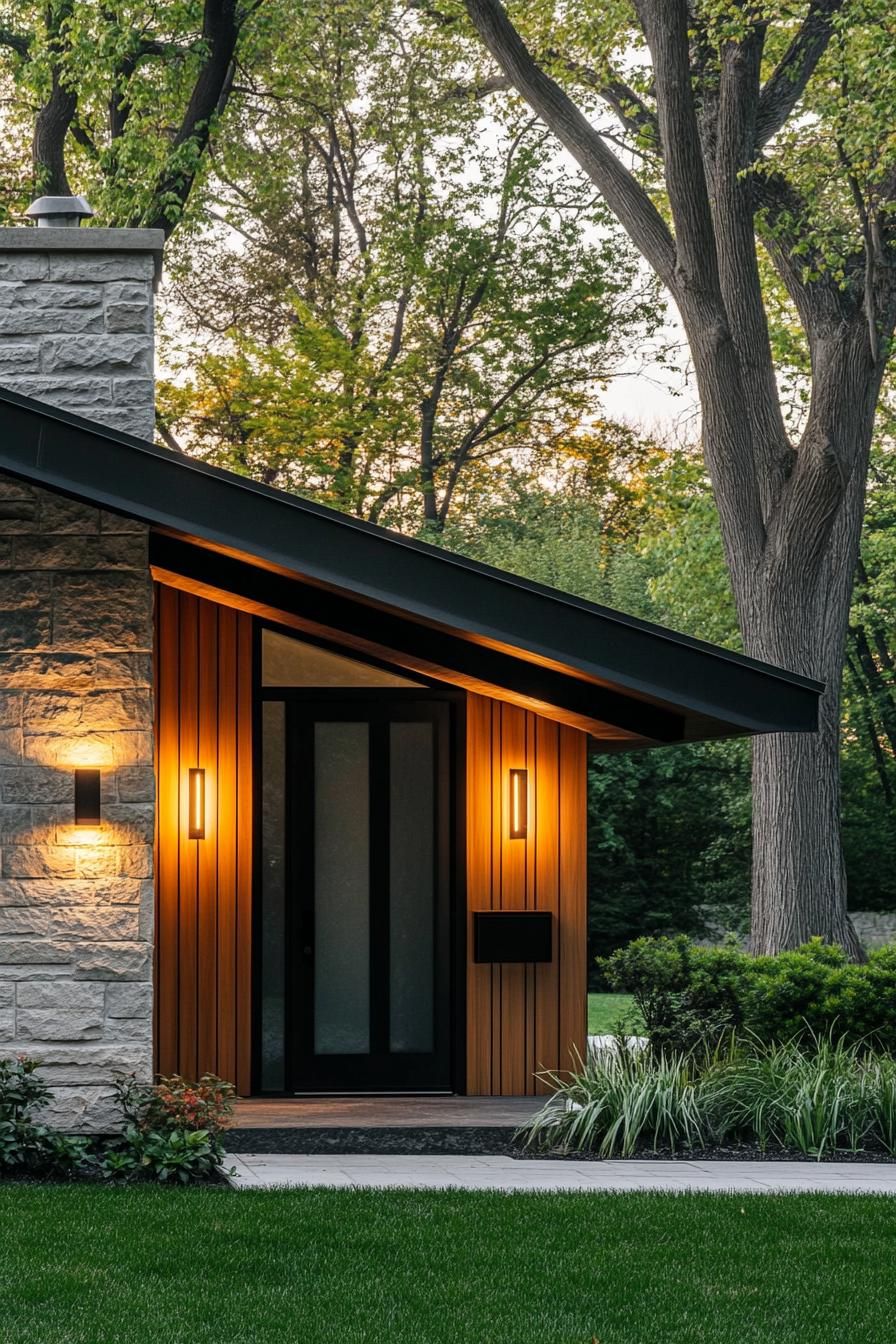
751 685 863 958
742 345 879 959
747 562 858 955
419 394 441 527
33 68 76 195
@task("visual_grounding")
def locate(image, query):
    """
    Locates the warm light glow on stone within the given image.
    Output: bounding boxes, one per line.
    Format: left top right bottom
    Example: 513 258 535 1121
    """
58 740 115 769
59 826 104 848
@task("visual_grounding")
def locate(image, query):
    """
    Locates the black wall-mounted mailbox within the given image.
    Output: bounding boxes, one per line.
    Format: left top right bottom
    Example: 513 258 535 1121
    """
473 911 553 964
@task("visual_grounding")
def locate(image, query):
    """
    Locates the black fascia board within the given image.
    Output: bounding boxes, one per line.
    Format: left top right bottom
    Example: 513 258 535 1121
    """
0 388 822 735
151 534 684 742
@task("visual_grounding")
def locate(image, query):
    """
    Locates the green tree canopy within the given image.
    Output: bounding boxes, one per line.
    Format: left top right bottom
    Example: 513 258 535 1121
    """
155 0 664 524
0 0 263 232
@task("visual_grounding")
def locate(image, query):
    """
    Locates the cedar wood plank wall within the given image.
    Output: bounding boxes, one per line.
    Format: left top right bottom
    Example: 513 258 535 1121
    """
154 585 587 1097
154 583 254 1094
466 694 587 1096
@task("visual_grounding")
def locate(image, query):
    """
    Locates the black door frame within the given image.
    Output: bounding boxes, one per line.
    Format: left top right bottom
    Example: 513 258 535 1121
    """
251 619 465 1095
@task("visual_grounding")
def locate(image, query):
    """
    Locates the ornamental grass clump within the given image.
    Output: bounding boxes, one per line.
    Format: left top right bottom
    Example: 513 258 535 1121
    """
713 1036 879 1156
521 1032 896 1160
716 1037 896 1158
520 1045 713 1157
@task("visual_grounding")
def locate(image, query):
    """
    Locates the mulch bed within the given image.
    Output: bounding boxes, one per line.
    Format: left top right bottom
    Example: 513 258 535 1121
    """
225 1126 522 1156
224 1125 896 1162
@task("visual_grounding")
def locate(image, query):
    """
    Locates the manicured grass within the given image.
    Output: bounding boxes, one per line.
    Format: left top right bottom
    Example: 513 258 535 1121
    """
588 991 637 1034
1 1185 894 1343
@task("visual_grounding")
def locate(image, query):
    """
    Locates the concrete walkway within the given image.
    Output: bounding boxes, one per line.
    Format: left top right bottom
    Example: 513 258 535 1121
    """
225 1153 896 1194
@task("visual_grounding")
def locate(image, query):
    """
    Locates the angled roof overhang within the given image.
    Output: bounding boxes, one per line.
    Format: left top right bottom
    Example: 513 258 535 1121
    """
0 388 822 748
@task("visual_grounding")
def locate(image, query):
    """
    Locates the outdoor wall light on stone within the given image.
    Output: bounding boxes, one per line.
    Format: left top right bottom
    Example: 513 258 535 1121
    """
74 769 102 826
509 768 528 840
188 768 206 839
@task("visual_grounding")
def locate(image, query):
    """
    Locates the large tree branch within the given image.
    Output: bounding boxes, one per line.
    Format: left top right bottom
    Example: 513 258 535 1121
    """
0 27 29 56
755 0 845 149
441 72 513 101
753 165 861 330
763 317 878 597
463 0 676 289
557 59 659 148
634 0 719 293
137 0 248 236
634 0 766 579
715 30 792 520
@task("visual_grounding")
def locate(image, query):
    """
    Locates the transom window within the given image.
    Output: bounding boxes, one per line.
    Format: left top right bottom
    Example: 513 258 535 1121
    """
261 627 424 689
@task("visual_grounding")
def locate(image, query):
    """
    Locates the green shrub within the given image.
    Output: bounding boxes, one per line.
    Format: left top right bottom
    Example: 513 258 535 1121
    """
0 1054 89 1175
116 1126 223 1184
0 1054 51 1122
0 1056 235 1184
600 936 896 1052
598 935 751 1052
108 1071 235 1183
115 1072 235 1140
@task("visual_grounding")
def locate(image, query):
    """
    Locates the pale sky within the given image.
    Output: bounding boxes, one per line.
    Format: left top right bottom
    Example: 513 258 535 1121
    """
599 305 701 439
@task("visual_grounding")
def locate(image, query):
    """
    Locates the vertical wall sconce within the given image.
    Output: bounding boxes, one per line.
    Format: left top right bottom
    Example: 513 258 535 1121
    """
188 768 206 839
74 769 101 826
509 767 528 839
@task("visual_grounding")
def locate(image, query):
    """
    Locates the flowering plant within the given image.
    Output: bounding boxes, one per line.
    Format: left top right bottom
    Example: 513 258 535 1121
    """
113 1072 235 1138
108 1072 236 1183
149 1075 236 1137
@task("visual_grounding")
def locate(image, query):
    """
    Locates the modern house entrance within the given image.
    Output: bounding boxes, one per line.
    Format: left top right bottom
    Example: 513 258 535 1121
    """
257 628 454 1094
0 216 824 1129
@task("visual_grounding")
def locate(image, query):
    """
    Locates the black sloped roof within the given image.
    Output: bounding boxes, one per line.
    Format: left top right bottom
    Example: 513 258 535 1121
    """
0 386 821 746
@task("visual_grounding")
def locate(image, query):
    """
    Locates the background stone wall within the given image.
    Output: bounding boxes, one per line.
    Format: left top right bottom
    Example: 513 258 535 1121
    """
0 228 160 1130
698 906 896 953
0 231 159 441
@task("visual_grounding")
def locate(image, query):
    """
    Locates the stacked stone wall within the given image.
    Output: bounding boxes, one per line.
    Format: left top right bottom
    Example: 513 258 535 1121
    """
0 228 160 1129
0 480 153 1130
0 234 156 440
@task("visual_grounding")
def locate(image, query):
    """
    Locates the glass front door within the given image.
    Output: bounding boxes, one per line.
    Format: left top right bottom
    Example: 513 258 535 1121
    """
259 693 452 1093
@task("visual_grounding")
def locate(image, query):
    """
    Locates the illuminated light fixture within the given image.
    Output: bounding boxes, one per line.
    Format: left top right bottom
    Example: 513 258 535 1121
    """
74 769 101 826
509 768 528 840
188 768 206 839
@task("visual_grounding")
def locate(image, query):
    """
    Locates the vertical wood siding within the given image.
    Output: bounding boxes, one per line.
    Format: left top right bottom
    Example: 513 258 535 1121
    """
154 584 254 1094
466 695 587 1095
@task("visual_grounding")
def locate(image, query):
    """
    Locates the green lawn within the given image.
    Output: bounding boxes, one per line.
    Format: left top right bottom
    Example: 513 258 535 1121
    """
588 991 637 1034
1 1185 894 1343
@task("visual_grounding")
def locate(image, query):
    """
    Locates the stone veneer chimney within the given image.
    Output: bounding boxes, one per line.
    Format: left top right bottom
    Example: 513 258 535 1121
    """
0 218 160 438
0 214 163 1131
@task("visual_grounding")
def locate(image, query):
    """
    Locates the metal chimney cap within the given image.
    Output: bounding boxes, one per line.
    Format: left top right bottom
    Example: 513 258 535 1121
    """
25 195 94 227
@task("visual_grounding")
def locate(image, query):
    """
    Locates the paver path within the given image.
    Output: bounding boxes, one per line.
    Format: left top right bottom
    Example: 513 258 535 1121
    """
225 1153 896 1194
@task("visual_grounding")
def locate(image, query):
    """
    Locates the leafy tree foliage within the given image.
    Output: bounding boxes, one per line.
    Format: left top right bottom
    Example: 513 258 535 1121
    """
0 0 263 233
156 0 663 524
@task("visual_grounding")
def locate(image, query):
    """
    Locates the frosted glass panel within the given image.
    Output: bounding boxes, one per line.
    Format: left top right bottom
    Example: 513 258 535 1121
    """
389 721 434 1053
260 701 286 1090
262 629 423 688
314 722 370 1054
